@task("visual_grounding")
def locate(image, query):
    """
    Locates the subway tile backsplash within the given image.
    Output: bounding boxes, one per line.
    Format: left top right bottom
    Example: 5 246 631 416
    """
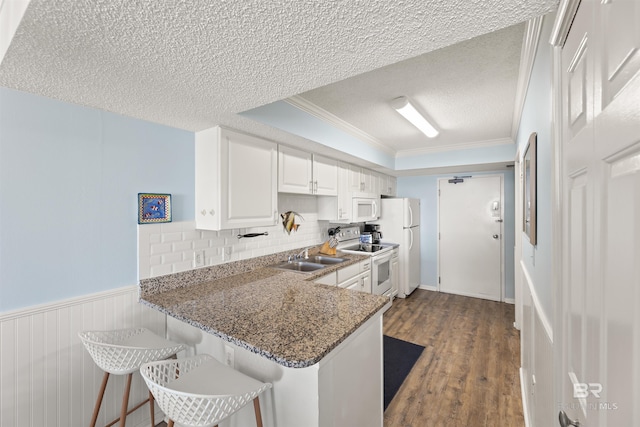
138 194 329 279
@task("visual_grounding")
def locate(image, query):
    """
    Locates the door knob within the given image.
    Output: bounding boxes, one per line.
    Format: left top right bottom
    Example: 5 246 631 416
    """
559 410 580 427
492 234 499 239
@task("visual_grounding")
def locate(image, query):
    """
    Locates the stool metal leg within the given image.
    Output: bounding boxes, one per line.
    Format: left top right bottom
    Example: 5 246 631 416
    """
253 397 264 427
120 373 133 427
91 372 110 427
148 391 155 427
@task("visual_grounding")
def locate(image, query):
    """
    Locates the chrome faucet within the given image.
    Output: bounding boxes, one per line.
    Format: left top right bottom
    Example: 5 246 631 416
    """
293 247 310 260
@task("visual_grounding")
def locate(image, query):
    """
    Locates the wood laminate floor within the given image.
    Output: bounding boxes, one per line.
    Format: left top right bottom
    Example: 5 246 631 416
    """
383 289 524 427
156 289 523 427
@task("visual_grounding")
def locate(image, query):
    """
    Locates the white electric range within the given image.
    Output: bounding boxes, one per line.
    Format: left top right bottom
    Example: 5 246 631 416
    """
331 225 396 297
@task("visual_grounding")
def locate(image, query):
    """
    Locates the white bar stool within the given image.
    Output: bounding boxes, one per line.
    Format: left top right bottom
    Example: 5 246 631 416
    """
140 354 272 427
79 327 184 427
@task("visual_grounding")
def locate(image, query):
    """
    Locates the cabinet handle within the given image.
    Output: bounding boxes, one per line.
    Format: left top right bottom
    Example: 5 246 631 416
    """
209 209 215 216
314 180 318 193
200 209 206 216
338 208 342 218
309 181 313 194
273 210 278 224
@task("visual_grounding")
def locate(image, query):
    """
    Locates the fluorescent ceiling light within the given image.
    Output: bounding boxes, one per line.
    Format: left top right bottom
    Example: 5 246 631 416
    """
391 96 439 138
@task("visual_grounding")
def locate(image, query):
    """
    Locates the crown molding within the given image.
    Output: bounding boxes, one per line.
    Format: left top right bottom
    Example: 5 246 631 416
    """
511 15 545 141
284 95 397 157
550 0 582 47
395 137 514 158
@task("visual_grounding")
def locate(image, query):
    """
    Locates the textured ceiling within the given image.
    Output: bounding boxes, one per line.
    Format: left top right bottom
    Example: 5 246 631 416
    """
297 22 526 155
0 0 557 170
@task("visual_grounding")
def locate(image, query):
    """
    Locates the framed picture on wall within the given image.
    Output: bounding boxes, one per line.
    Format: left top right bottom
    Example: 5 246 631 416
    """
138 193 172 224
523 132 537 245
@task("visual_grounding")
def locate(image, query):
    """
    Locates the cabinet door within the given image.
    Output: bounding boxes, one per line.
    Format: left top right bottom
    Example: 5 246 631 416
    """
362 168 377 195
278 145 313 194
391 256 399 296
221 130 278 229
313 155 338 195
378 173 389 196
388 176 397 197
347 164 363 193
359 272 372 293
337 162 352 220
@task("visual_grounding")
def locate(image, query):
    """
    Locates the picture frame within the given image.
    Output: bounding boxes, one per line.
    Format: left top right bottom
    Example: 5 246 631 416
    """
138 193 172 224
523 132 537 245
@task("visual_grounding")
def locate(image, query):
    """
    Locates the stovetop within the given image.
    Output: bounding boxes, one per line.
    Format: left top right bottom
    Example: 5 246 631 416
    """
341 243 388 253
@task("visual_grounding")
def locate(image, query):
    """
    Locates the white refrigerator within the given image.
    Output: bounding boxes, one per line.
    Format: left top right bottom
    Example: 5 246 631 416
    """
377 198 421 298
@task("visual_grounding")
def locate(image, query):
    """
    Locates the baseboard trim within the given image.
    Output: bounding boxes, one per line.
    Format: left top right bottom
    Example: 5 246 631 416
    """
418 284 437 292
504 297 515 304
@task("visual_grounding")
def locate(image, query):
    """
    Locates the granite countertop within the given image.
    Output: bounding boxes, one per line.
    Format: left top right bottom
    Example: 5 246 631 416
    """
139 247 390 368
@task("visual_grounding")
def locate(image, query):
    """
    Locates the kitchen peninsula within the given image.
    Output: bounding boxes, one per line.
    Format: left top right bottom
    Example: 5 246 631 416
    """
139 248 390 427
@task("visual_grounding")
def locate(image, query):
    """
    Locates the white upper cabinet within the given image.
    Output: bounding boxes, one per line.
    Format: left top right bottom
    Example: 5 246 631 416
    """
278 145 313 194
379 173 397 197
278 145 338 195
349 166 379 197
195 126 278 230
312 154 339 195
318 161 353 222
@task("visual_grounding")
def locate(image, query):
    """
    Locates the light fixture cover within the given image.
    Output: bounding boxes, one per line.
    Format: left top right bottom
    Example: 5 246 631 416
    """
391 96 439 138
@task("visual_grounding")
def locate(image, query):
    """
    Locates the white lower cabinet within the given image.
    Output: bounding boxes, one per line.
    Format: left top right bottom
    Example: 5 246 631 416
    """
391 248 399 297
195 126 278 230
338 260 371 293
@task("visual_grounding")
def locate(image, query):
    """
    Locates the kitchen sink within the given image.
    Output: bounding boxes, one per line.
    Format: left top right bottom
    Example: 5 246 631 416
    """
272 261 327 273
308 256 347 265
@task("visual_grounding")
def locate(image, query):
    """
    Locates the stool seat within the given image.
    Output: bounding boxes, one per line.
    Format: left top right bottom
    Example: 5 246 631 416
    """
79 327 184 427
140 354 272 427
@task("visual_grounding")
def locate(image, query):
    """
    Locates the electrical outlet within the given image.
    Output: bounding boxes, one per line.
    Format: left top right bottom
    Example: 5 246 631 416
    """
224 345 235 368
194 250 205 267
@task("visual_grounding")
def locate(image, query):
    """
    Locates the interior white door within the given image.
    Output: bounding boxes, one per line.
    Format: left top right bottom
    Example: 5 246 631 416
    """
556 1 640 426
438 175 503 301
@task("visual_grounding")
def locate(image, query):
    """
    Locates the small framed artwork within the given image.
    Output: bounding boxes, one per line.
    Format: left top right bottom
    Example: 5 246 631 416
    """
523 132 537 245
138 193 172 224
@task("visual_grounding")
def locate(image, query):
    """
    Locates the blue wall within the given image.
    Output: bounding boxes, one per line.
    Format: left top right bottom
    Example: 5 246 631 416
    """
514 14 554 321
397 170 516 299
0 88 194 312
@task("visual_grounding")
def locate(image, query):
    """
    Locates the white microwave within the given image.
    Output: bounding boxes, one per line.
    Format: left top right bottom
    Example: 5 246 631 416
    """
352 198 379 222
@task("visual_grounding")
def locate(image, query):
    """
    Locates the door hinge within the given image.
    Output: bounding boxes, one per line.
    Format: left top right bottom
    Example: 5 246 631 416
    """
438 277 441 284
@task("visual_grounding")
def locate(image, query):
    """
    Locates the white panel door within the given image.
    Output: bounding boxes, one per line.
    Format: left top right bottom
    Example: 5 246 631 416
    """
557 1 640 426
438 175 503 301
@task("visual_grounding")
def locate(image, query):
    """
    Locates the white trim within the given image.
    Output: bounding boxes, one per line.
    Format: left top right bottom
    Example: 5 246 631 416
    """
550 0 582 47
417 284 437 292
520 367 531 427
0 284 139 321
521 259 554 343
286 95 515 159
504 298 515 304
511 15 545 140
284 95 396 157
396 137 514 157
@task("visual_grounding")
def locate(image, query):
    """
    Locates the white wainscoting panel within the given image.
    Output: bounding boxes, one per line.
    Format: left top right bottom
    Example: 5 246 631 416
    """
0 285 166 427
519 261 554 427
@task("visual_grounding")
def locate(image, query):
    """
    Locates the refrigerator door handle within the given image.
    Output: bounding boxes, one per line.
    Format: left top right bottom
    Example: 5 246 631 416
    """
408 205 414 227
408 227 414 251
